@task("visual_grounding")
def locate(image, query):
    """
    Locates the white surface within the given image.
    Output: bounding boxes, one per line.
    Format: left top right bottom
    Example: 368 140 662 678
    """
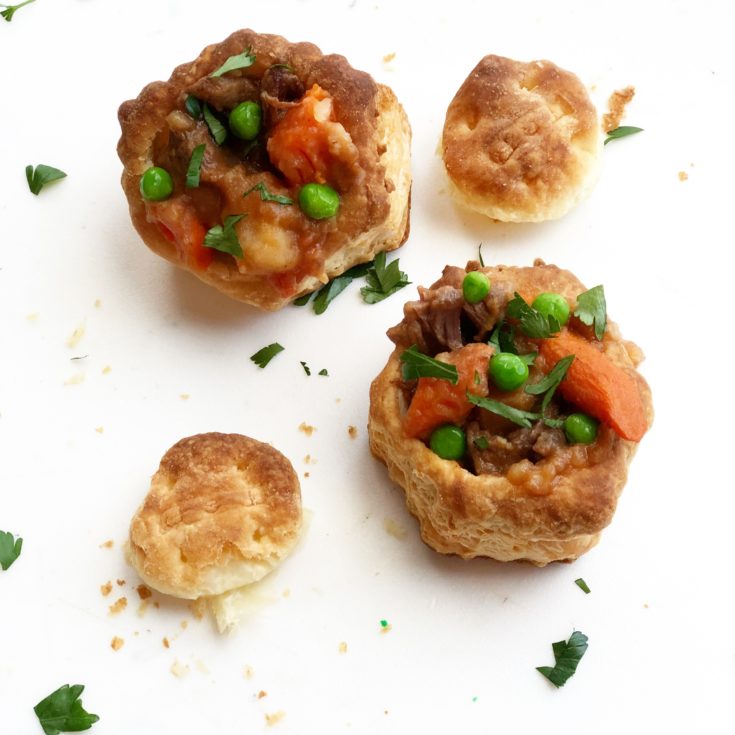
1 1 734 733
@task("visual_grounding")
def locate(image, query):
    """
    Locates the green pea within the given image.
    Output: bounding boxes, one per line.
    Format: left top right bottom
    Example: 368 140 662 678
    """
299 183 340 220
229 101 262 140
564 413 599 444
462 271 491 304
139 166 174 201
532 292 570 327
489 352 529 391
429 424 467 460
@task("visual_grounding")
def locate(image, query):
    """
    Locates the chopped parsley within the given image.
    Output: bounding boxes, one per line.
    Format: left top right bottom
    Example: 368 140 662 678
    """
185 144 206 188
506 293 561 339
318 368 328 376
34 684 100 735
185 95 203 120
203 214 245 257
536 631 589 688
203 104 227 145
1 0 35 21
26 164 67 195
574 285 607 340
473 436 489 451
525 355 574 413
360 252 410 304
379 619 390 629
210 48 256 78
399 345 459 384
604 126 643 145
466 393 541 429
310 261 374 314
300 361 311 376
575 578 591 594
243 182 293 205
0 530 22 570
250 343 284 369
478 243 485 267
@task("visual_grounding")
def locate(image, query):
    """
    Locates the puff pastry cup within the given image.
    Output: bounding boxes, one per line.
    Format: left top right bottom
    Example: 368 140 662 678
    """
442 55 601 222
118 29 411 310
368 260 652 566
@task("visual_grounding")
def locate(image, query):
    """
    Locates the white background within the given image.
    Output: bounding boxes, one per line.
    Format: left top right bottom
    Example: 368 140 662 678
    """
1 0 734 733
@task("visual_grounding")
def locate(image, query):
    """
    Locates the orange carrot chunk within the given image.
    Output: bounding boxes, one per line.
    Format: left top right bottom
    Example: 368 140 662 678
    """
404 343 494 440
539 330 648 442
153 199 212 271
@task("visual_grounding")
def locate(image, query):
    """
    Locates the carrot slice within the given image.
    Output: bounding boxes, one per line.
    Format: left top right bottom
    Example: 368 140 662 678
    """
153 200 212 270
539 330 648 442
404 343 494 440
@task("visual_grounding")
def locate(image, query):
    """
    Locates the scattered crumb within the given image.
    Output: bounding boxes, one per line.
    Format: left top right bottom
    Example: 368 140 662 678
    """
26 312 39 322
180 620 188 630
303 454 316 465
116 579 126 586
95 426 104 434
108 597 128 615
94 299 101 308
102 365 111 375
170 660 190 678
163 637 170 649
384 710 389 715
678 171 689 182
335 398 341 404
180 393 190 401
602 85 635 132
303 471 310 478
382 52 396 63
257 690 268 699
64 373 85 386
298 422 316 436
382 517 407 540
99 539 114 549
137 584 152 600
348 425 358 439
338 642 348 654
265 711 285 727
243 665 254 679
282 588 291 598
379 619 392 633
100 581 113 597
196 660 209 674
110 636 124 651
189 599 206 620
644 603 649 609
66 323 86 349
137 601 150 617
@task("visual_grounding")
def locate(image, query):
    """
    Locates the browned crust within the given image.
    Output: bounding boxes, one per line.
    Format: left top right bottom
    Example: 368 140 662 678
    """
128 433 302 598
367 261 653 566
442 55 601 222
118 29 411 310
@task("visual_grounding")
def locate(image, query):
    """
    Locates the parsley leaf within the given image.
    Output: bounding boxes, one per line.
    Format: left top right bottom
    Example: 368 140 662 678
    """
292 293 313 307
210 48 256 78
318 368 328 376
575 578 591 594
360 251 410 304
506 293 560 338
203 214 245 257
34 684 100 735
311 261 374 314
574 285 607 340
1 0 35 21
604 126 644 145
185 144 206 188
473 436 489 451
243 182 293 205
536 631 589 688
488 322 518 355
250 343 284 369
525 355 574 413
0 530 22 570
400 345 459 384
26 164 67 196
203 104 227 145
185 95 202 120
466 393 540 428
300 361 311 376
478 243 485 267
519 351 537 366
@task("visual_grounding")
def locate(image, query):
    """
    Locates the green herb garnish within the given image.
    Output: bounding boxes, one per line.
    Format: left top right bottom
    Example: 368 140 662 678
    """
379 619 390 629
604 126 644 145
26 164 67 196
203 214 245 257
473 436 489 451
536 631 589 688
1 0 35 21
250 343 284 369
466 393 540 429
0 530 22 570
519 352 537 366
478 243 485 267
300 361 311 376
185 144 206 188
243 182 293 205
360 251 410 304
185 95 202 120
506 292 560 338
292 293 313 306
400 345 459 384
34 684 100 735
311 261 374 314
210 48 256 78
525 355 574 413
203 104 227 145
575 578 591 594
574 285 607 340
318 368 328 376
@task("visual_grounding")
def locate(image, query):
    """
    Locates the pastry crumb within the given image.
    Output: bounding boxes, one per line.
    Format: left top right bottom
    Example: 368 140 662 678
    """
99 539 114 549
282 588 291 598
257 690 268 699
137 600 149 617
26 312 39 322
94 299 102 308
64 373 85 386
382 517 407 540
303 471 310 478
163 637 170 649
137 584 152 600
108 596 128 615
602 85 635 132
303 454 316 465
189 599 206 620
116 579 126 586
102 365 112 375
95 426 104 434
382 52 396 63
265 711 285 727
180 620 188 630
298 422 316 436
348 425 358 439
180 393 190 401
678 171 689 181
110 636 124 651
338 641 348 654
643 603 649 608
196 660 209 674
100 581 113 597
170 659 190 678
66 323 86 348
243 665 254 679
